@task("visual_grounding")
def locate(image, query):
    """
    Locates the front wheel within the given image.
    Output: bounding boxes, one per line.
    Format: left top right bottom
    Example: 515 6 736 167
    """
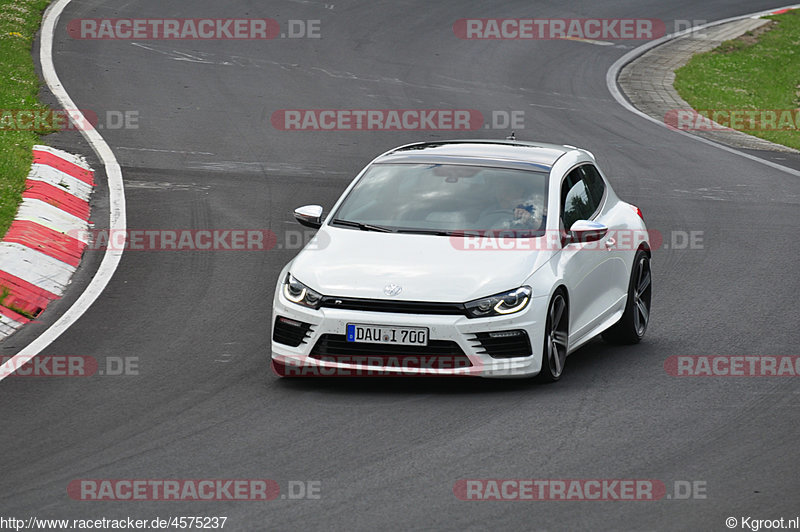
537 291 569 382
602 249 652 344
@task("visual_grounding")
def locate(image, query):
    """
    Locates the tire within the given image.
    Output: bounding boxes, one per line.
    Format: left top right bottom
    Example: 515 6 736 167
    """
537 290 569 382
602 249 652 344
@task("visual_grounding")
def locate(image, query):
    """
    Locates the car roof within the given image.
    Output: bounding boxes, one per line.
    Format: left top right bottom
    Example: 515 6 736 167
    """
374 140 577 171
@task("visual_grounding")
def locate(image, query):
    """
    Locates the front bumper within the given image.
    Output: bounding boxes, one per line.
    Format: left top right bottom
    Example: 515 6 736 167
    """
270 291 548 378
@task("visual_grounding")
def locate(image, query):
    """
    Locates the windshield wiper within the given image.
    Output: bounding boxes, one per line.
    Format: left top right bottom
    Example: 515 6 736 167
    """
395 228 452 236
331 219 393 232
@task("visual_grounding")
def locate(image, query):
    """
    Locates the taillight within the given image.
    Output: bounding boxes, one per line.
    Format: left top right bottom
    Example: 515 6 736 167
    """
630 204 644 220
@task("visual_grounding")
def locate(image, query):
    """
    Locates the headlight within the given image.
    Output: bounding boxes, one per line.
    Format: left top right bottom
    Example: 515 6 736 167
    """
465 286 531 318
283 273 322 309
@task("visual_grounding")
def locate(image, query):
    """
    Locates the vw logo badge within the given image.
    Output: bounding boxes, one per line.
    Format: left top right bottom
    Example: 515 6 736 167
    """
384 283 402 297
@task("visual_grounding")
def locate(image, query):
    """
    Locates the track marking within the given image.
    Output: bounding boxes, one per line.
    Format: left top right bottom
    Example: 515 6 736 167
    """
606 4 800 178
0 0 127 382
559 36 614 46
116 146 214 155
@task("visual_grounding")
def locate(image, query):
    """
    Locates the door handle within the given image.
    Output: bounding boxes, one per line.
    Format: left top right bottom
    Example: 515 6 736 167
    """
605 238 616 249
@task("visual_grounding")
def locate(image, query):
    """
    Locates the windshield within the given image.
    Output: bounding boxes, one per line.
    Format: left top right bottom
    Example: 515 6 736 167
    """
331 163 548 236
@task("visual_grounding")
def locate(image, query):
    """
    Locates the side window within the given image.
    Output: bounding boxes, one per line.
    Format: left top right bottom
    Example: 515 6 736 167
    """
560 165 606 230
560 169 593 230
580 165 606 209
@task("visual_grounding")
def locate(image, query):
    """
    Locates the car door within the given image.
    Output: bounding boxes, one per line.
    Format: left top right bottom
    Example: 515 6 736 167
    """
580 164 629 315
557 165 616 344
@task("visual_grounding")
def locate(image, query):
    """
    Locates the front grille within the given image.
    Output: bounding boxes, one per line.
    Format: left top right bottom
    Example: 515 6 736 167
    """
309 334 472 369
471 330 532 359
319 296 467 316
273 316 313 347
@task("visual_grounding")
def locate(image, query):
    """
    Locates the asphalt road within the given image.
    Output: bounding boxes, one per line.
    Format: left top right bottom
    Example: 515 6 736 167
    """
2 1 799 530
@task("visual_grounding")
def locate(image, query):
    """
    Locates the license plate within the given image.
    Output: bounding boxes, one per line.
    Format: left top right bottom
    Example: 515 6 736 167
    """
346 324 429 346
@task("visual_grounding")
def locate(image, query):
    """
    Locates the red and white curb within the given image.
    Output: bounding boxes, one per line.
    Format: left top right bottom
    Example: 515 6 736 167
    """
0 145 94 340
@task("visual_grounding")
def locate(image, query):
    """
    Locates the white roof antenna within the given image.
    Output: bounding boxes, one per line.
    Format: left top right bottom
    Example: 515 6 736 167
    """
506 131 516 141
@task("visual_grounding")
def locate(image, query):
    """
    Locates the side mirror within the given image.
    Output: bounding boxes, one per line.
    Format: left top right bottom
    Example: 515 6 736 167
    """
566 220 608 244
294 205 324 229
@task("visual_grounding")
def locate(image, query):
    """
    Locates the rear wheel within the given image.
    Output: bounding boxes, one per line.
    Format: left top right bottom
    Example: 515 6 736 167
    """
602 249 652 344
537 291 569 382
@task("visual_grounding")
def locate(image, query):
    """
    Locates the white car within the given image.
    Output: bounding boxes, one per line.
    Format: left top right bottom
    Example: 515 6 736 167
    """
271 140 651 380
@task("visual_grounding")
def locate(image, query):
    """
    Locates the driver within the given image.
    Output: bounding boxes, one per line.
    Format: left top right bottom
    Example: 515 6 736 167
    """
477 179 542 231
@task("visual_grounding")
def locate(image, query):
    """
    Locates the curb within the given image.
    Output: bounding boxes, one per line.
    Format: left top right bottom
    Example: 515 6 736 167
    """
617 13 799 154
0 145 94 340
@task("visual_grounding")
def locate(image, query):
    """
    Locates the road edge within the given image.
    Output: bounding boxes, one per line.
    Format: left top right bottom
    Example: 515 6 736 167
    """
0 146 95 342
606 4 800 178
0 0 127 382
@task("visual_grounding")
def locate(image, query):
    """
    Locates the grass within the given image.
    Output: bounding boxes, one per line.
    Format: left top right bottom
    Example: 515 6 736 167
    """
0 0 53 239
674 9 800 150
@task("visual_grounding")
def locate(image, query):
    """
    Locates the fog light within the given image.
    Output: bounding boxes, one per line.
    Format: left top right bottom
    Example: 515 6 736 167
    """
488 330 522 339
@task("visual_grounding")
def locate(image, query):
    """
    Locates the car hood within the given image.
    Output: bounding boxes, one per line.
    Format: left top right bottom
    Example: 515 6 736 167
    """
288 226 553 302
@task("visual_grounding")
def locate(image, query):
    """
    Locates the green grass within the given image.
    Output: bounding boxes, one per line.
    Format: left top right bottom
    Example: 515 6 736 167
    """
674 9 800 150
0 0 52 239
